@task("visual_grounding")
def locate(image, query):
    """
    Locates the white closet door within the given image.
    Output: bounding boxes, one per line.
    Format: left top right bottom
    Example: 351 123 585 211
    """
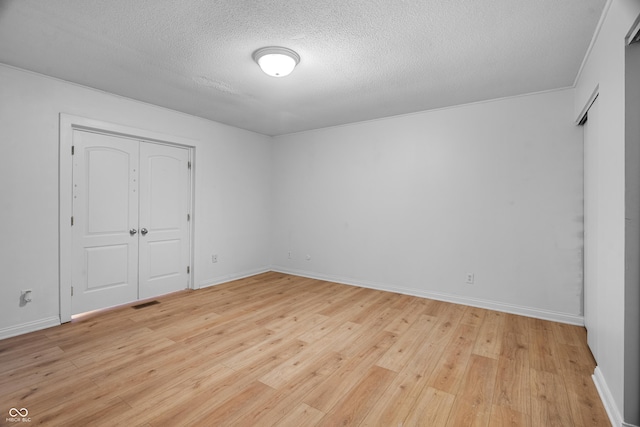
71 130 139 314
71 131 191 314
138 142 191 299
584 96 600 361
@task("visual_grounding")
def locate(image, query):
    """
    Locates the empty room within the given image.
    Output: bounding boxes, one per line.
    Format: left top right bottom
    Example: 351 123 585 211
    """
1 0 639 426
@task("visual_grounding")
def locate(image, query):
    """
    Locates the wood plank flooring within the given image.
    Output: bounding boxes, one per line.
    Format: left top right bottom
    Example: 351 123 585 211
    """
0 272 609 426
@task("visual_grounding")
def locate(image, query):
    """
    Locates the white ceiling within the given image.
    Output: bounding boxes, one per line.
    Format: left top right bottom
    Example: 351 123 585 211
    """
0 0 606 136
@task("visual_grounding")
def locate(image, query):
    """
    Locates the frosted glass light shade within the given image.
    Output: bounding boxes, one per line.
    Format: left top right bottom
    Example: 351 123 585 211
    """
253 47 300 77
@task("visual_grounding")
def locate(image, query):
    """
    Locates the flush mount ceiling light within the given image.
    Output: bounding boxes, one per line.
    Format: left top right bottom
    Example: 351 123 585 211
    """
252 46 300 77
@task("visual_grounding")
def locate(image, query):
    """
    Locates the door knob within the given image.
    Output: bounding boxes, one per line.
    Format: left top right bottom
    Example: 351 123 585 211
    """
140 228 148 235
129 229 137 235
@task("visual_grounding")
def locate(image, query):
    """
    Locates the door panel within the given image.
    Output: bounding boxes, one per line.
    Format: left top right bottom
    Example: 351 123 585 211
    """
138 142 190 299
86 148 131 233
147 240 182 279
85 244 130 290
72 131 139 314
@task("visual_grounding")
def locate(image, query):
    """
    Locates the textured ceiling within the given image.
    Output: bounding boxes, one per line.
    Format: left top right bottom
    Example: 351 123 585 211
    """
0 0 606 136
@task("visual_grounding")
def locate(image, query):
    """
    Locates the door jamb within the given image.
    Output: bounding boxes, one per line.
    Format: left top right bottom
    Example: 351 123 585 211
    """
59 114 197 323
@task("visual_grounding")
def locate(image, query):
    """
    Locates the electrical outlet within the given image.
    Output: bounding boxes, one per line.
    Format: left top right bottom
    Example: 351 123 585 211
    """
288 251 292 259
212 254 218 263
466 273 475 284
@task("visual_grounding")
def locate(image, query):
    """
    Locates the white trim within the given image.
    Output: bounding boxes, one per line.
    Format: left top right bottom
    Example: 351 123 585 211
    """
592 366 635 427
270 267 584 326
0 317 60 340
188 148 196 296
626 12 640 46
573 0 614 88
198 267 272 289
576 85 600 125
59 115 74 323
59 113 198 323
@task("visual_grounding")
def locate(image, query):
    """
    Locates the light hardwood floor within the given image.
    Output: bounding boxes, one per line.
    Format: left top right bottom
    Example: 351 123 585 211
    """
0 272 609 426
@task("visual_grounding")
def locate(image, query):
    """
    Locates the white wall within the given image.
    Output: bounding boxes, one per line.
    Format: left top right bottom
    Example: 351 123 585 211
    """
271 88 584 323
574 0 640 425
0 64 272 338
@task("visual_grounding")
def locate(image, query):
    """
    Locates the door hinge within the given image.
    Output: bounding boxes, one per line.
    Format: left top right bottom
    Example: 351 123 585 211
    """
71 286 74 296
71 145 75 155
187 266 190 274
71 216 74 226
188 161 191 169
187 213 190 221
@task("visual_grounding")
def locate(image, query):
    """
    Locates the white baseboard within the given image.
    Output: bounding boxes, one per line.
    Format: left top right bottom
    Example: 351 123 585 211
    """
270 266 584 326
0 316 60 340
198 267 271 289
593 367 622 427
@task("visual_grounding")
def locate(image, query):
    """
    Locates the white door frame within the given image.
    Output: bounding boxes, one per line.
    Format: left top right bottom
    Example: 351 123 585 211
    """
59 113 196 322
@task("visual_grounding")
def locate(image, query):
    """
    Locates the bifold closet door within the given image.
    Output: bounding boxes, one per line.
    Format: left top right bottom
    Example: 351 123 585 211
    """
71 130 190 315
